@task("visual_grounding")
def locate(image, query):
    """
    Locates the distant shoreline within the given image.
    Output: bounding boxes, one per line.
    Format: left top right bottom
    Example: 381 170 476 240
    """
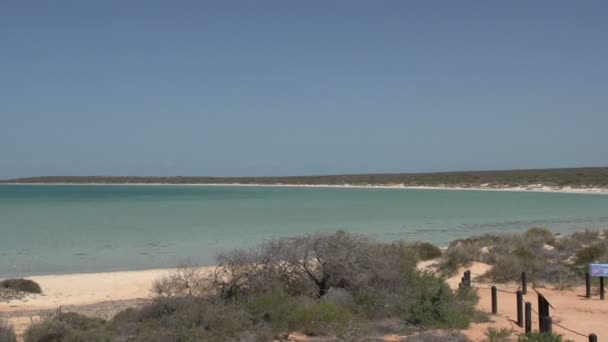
3 182 608 195
2 167 607 193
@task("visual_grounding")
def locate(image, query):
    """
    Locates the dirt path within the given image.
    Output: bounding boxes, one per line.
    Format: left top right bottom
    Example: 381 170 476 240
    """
449 264 608 342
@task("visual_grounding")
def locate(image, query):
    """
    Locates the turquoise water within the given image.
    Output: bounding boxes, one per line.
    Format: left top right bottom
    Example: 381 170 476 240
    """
1 184 607 276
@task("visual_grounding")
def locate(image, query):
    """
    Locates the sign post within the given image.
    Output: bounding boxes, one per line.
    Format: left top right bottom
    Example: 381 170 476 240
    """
589 264 608 300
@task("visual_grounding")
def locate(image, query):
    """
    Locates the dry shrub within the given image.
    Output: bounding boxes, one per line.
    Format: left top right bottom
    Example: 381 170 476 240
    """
438 242 480 275
569 229 601 245
210 231 419 301
407 330 470 342
0 319 17 342
112 296 272 342
439 227 602 287
152 265 208 297
409 242 443 261
525 227 556 246
24 312 110 342
574 243 608 265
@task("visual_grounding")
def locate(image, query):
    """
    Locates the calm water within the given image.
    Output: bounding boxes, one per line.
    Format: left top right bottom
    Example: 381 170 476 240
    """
1 184 608 276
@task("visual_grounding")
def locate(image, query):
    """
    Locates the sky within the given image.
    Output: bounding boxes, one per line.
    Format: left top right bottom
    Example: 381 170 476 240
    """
1 1 607 178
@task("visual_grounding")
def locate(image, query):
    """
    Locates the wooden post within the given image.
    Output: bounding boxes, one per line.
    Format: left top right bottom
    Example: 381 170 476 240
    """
586 272 591 299
589 333 597 342
545 316 552 334
536 293 552 333
525 302 532 334
600 277 605 300
491 286 497 314
516 290 524 328
537 293 543 332
522 271 527 294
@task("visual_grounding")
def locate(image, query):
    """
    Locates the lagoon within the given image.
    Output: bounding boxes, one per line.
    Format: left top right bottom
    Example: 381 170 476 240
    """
1 184 607 276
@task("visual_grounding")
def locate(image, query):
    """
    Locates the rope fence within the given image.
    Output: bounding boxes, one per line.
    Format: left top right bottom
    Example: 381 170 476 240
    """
459 270 602 341
553 321 591 338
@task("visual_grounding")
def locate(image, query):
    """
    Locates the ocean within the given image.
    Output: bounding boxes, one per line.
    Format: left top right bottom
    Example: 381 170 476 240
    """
1 184 607 276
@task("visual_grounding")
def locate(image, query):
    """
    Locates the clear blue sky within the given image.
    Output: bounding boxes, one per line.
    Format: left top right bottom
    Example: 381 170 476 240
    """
1 1 607 178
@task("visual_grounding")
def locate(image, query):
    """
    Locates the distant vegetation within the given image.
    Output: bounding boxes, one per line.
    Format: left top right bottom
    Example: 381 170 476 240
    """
2 167 608 188
439 227 608 288
22 231 481 341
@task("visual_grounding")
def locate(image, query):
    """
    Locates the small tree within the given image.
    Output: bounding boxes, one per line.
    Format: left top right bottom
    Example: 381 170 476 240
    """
152 264 209 297
209 231 419 300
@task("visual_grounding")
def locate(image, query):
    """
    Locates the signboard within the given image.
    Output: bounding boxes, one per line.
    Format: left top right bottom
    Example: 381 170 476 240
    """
590 264 608 277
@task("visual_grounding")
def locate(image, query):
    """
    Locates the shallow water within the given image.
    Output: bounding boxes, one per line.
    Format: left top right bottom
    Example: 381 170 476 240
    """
1 184 607 276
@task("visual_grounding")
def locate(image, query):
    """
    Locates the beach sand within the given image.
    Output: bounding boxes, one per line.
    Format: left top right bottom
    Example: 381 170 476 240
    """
450 263 606 342
0 268 186 338
2 263 607 341
9 182 608 195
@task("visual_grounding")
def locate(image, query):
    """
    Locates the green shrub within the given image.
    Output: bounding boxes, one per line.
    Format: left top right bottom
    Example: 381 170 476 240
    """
111 297 271 342
485 255 521 282
525 227 555 246
484 327 513 342
403 272 478 329
518 332 573 342
439 243 480 275
248 290 357 337
24 313 110 342
569 230 601 245
0 279 41 294
246 290 295 337
286 301 354 336
411 242 443 261
407 330 471 341
575 243 607 265
0 319 17 342
513 247 538 261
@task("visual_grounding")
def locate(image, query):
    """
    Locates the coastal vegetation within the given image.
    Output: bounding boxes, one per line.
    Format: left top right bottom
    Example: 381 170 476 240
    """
483 327 572 342
20 231 481 341
0 279 41 294
0 279 41 302
439 227 608 287
0 319 17 342
2 167 608 189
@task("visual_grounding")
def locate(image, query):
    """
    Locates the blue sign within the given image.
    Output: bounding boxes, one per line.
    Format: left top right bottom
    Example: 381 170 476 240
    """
590 264 608 277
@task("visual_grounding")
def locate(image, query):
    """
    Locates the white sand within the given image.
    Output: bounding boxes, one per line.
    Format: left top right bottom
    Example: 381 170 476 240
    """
7 182 608 195
1 268 181 311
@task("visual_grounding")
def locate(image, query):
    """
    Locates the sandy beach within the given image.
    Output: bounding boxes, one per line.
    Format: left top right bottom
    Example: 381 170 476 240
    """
2 263 606 341
6 182 608 195
0 268 178 337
